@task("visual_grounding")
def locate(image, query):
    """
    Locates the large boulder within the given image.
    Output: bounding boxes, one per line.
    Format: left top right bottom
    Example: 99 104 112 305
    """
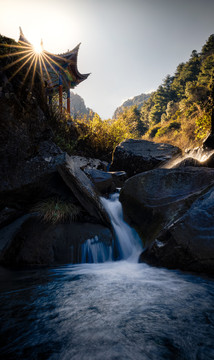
120 167 214 245
84 168 116 194
0 215 112 266
68 155 108 172
84 168 127 194
58 155 111 227
0 140 69 210
110 139 181 177
140 186 214 274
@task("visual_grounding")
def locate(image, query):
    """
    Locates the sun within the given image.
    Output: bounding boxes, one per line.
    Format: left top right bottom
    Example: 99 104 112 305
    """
32 41 43 54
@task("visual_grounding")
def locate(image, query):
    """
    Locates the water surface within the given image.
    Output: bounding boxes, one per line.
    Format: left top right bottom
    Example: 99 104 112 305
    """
0 262 213 360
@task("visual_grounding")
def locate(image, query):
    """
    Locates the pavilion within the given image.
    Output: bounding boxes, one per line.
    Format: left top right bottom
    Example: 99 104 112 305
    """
19 28 90 113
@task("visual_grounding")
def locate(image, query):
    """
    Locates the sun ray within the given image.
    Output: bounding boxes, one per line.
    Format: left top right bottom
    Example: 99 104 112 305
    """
0 43 32 50
38 54 45 86
42 52 66 74
9 52 35 81
22 53 37 86
0 49 35 59
43 50 70 63
40 54 52 83
3 50 35 70
29 55 39 92
42 52 62 78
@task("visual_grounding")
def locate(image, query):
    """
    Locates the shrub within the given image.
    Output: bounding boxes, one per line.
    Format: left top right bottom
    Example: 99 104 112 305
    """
147 125 161 138
33 198 81 224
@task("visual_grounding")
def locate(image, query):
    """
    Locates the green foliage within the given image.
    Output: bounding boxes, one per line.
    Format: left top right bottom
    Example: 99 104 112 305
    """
141 34 214 149
33 198 81 224
195 114 211 140
155 121 181 138
73 108 141 159
147 125 161 138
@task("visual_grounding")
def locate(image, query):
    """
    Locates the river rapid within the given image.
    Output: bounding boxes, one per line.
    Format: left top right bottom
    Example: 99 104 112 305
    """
0 193 214 359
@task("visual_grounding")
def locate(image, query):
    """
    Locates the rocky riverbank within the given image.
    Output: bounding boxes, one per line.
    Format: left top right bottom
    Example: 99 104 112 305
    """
1 57 214 274
117 139 214 275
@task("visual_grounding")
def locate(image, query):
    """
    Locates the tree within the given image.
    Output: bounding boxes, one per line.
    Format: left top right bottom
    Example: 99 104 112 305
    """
201 34 214 58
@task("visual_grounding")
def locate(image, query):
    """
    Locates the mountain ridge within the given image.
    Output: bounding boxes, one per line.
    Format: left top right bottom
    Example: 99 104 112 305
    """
113 93 151 118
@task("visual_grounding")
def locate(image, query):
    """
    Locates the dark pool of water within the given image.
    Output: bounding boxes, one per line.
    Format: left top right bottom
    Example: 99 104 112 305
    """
0 262 214 360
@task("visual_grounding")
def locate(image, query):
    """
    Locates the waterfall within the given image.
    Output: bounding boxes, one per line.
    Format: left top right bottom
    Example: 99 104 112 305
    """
162 148 214 169
81 236 113 263
101 192 143 262
81 191 143 263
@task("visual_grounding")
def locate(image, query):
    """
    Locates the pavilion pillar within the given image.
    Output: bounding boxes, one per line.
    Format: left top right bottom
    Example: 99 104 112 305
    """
67 87 71 114
59 73 63 113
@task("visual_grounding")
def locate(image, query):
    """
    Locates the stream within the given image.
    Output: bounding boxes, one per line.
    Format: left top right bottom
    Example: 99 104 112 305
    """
0 193 214 360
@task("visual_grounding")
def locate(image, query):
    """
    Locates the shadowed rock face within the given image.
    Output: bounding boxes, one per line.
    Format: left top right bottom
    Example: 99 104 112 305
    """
58 155 111 228
0 216 112 266
140 186 214 274
120 167 214 246
110 139 181 177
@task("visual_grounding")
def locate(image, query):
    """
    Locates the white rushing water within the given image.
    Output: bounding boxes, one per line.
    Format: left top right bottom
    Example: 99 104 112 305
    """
81 192 143 263
162 147 214 168
101 192 143 262
81 236 113 263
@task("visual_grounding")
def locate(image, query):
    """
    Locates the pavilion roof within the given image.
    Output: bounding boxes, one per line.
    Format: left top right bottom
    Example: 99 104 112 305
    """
18 27 90 90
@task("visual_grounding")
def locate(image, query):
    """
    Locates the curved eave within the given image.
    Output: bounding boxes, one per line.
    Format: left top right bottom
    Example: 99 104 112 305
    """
48 43 90 83
67 43 90 83
18 27 31 46
17 28 90 87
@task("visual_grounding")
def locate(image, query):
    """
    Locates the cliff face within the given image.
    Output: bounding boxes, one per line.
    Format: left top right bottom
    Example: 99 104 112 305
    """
113 93 151 118
69 91 94 119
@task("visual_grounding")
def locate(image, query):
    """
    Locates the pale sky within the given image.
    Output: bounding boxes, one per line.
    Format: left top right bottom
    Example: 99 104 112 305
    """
1 0 214 118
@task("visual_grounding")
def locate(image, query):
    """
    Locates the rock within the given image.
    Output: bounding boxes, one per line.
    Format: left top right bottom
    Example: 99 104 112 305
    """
0 207 24 229
58 155 111 227
110 139 181 177
0 214 33 256
71 155 108 171
0 146 69 210
0 140 65 194
140 186 214 274
84 168 116 194
0 216 112 266
84 169 127 194
203 134 214 149
205 153 214 168
110 171 127 188
172 157 203 168
120 167 214 245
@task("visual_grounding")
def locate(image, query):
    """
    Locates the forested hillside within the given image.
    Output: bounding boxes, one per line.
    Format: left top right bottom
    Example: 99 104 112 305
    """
113 93 151 118
66 34 214 158
140 34 214 149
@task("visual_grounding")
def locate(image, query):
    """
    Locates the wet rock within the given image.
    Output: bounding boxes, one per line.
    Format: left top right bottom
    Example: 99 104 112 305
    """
110 171 127 188
205 153 214 168
58 155 111 227
172 157 203 168
0 216 112 266
140 186 214 274
0 207 24 229
0 214 33 257
84 168 116 194
120 167 214 246
110 139 181 177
